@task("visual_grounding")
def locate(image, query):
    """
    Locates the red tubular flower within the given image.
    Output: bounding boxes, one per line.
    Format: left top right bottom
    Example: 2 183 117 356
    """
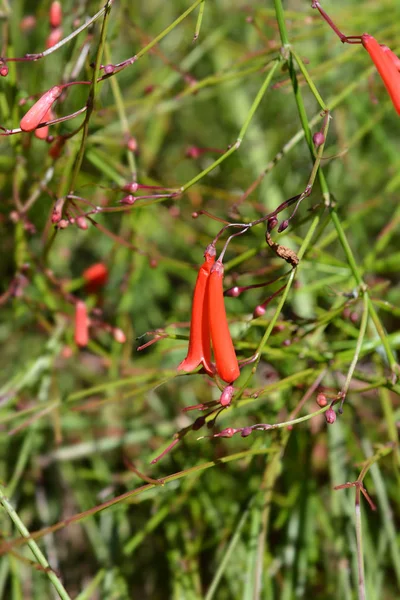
20 86 62 132
49 1 62 28
74 300 89 347
82 262 109 293
362 34 400 115
208 261 240 384
178 245 216 376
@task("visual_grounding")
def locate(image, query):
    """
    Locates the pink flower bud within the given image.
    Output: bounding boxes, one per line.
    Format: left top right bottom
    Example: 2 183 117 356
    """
325 408 336 424
119 194 136 205
186 146 201 159
253 305 266 318
127 137 138 152
313 131 325 148
316 393 328 407
49 1 62 28
267 216 278 231
20 15 37 32
123 182 139 193
103 64 115 75
46 27 63 49
278 219 289 233
220 385 234 407
241 427 253 437
0 64 9 77
113 328 126 344
58 219 69 229
216 427 236 438
225 286 241 298
76 216 88 230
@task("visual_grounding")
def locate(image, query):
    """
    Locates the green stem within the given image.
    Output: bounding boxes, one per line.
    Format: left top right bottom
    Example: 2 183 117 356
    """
340 292 369 400
0 485 72 600
179 60 280 194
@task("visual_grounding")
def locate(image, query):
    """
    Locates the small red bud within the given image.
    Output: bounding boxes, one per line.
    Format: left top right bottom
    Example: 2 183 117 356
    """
278 219 289 233
119 194 136 205
217 427 236 438
267 216 278 231
325 407 336 424
225 286 241 298
313 131 325 148
46 27 63 49
20 15 37 32
49 1 62 28
316 393 328 407
113 328 126 343
185 146 201 159
58 219 69 229
149 258 158 269
103 64 115 75
253 305 266 318
49 136 66 159
127 137 138 152
123 182 139 193
0 64 9 77
241 427 253 437
219 385 234 407
76 216 88 230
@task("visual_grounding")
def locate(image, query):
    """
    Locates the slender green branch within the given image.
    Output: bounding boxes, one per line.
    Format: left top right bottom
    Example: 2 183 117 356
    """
0 485 72 600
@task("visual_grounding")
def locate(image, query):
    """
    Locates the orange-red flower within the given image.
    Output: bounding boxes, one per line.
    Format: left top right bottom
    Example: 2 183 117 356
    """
178 245 216 376
74 300 89 347
362 34 400 115
208 260 240 384
82 262 109 293
20 86 62 132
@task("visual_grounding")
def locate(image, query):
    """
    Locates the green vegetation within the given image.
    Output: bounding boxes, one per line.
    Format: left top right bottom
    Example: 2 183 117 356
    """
0 1 399 598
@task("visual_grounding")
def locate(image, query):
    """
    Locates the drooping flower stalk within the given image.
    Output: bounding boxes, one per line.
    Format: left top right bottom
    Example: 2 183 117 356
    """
178 244 216 376
208 260 240 384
